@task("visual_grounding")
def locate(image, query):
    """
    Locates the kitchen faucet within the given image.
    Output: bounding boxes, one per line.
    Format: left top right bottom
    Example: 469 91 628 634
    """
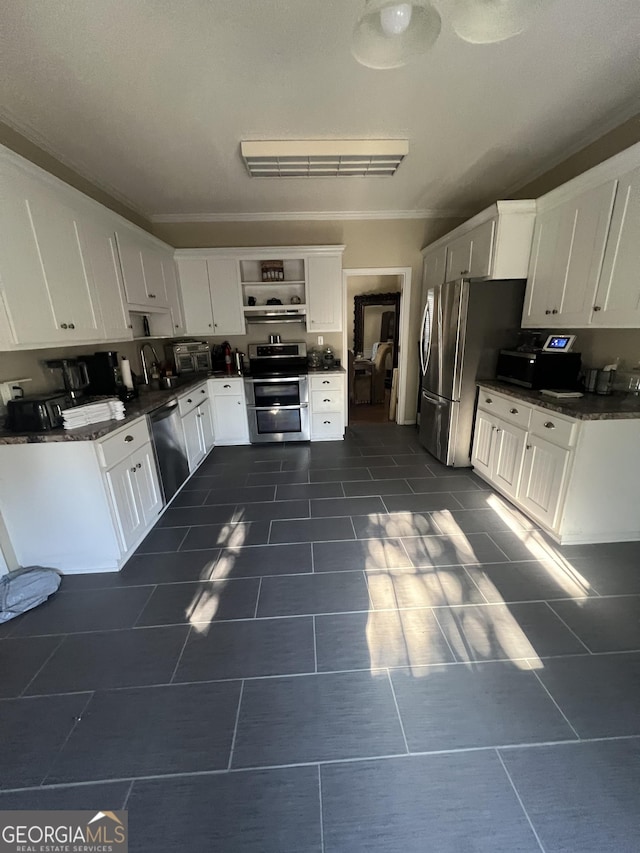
140 342 160 386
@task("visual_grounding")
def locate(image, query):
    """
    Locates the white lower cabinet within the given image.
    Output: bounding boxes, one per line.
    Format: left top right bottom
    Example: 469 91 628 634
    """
472 386 640 544
309 373 345 441
0 417 164 573
209 378 250 445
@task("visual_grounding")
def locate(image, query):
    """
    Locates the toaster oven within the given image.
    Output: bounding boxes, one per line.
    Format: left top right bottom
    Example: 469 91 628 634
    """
166 341 212 375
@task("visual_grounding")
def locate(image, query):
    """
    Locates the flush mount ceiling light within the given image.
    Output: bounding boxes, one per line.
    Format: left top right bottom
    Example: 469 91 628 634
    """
352 0 550 68
240 140 409 178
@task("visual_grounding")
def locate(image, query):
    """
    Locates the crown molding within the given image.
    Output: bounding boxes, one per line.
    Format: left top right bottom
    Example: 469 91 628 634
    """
150 209 468 224
0 110 151 220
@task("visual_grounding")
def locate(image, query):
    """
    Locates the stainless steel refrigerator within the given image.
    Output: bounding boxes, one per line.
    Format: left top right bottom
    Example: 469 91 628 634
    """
418 278 525 466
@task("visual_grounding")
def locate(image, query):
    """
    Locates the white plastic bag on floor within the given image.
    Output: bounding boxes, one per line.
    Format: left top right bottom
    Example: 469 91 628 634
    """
0 566 61 623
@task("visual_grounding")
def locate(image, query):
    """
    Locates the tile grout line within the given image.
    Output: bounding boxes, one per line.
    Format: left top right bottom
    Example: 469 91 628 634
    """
430 608 458 662
310 542 315 574
226 680 245 771
531 670 581 740
385 669 410 754
317 764 325 853
131 585 159 629
39 691 95 787
121 779 135 810
176 527 192 552
542 600 593 654
495 749 547 853
484 531 515 562
169 626 193 684
253 578 263 619
267 519 273 545
460 564 492 605
18 635 67 697
312 615 318 673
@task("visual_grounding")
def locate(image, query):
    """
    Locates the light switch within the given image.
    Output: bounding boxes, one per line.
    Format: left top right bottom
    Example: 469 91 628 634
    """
317 336 324 345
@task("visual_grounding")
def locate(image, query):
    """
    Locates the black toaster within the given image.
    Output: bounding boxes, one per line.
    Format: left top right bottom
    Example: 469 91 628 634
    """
6 393 72 432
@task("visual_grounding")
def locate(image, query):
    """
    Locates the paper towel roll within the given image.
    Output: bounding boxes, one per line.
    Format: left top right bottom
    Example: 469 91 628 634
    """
121 356 134 390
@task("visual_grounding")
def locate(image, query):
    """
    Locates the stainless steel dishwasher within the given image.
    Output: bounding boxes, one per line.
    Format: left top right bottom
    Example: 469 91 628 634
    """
149 399 190 503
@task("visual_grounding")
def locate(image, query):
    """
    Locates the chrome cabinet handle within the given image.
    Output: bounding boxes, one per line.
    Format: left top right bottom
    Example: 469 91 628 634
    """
209 323 213 327
509 408 518 414
526 444 532 450
223 384 231 388
593 306 602 312
60 323 68 329
323 398 331 402
69 323 75 329
544 421 555 429
149 293 156 298
322 380 330 384
551 309 558 315
124 435 134 442
128 323 133 329
201 389 206 394
130 467 136 473
136 462 142 469
187 398 192 403
323 420 331 424
545 310 551 315
485 398 492 404
237 400 241 405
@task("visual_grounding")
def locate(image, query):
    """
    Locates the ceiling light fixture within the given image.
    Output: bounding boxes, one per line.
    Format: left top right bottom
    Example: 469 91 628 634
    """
240 140 409 178
352 0 550 69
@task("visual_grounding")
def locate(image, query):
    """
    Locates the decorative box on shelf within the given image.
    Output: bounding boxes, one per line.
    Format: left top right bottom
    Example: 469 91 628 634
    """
261 260 284 281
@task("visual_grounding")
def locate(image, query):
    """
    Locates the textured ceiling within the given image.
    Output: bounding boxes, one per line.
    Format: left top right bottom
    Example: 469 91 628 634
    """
1 0 639 219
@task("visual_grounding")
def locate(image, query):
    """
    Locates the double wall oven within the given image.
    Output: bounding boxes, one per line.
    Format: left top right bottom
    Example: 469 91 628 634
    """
244 342 309 443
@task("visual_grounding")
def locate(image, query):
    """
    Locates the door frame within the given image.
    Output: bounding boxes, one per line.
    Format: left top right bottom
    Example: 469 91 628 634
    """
342 267 413 425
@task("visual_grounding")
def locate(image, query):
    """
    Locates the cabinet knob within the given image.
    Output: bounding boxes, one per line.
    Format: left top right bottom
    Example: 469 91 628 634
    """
323 398 331 402
201 389 206 394
149 293 156 298
60 323 68 329
223 384 231 389
69 323 75 329
485 398 492 404
237 400 241 405
460 269 469 275
495 428 502 433
175 324 180 328
136 462 142 469
593 306 602 312
322 380 330 385
131 467 137 473
545 310 551 315
544 421 555 429
124 435 134 442
187 398 192 403
208 323 213 328
128 324 133 329
509 408 518 414
323 420 331 424
551 309 558 315
526 444 532 450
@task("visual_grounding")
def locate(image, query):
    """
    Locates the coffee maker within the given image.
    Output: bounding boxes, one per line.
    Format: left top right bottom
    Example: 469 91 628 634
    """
44 358 90 404
84 351 136 401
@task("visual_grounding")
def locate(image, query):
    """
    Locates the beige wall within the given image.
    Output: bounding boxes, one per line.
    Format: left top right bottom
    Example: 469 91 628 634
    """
0 121 149 231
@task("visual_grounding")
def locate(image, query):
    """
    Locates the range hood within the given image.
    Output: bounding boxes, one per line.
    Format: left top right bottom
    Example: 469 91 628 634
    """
244 311 307 325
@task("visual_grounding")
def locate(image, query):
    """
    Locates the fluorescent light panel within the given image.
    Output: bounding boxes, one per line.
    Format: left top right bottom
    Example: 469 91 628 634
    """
241 140 408 178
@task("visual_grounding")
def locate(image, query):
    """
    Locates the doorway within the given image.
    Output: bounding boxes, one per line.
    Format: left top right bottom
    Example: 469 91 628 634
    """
342 268 413 426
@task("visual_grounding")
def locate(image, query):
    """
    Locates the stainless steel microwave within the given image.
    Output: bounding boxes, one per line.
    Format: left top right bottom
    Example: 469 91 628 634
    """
496 350 582 390
165 341 212 375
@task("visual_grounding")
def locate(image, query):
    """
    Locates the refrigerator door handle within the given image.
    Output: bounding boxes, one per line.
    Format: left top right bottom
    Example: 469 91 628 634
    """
422 389 445 406
420 290 434 377
419 300 428 376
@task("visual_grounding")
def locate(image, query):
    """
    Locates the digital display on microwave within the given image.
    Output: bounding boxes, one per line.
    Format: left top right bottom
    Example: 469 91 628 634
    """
542 334 576 352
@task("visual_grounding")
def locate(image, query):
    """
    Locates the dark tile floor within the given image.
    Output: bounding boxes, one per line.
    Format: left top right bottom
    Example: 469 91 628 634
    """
2 423 640 851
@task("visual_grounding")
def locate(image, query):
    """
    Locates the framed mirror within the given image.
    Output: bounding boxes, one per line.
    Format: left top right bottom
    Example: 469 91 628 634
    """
353 292 400 366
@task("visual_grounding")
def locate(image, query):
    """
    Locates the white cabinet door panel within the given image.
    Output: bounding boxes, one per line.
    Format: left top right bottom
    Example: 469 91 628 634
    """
140 246 168 307
306 254 343 332
199 403 215 452
519 436 570 529
183 406 204 471
492 420 527 499
132 443 163 525
115 229 148 305
79 217 132 341
177 258 215 335
422 246 447 300
471 410 496 479
593 166 640 326
162 254 185 335
208 258 245 335
468 220 495 279
106 456 142 553
212 395 249 444
522 206 565 327
445 234 473 281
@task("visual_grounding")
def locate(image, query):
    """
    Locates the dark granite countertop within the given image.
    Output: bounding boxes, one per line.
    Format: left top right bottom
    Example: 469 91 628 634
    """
478 380 640 420
307 366 346 374
0 375 214 445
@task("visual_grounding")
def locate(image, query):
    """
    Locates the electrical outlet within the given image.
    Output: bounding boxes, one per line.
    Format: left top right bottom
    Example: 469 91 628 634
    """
317 336 324 346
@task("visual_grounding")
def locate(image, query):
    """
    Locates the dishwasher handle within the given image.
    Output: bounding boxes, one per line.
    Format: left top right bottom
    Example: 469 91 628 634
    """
150 400 180 422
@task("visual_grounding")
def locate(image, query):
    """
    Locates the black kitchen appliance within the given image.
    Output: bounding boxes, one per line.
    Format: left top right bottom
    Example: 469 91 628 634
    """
244 341 309 442
6 392 72 432
84 351 136 401
496 349 582 390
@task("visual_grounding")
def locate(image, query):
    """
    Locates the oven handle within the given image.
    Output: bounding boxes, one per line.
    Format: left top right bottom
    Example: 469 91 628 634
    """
244 375 308 384
246 404 308 411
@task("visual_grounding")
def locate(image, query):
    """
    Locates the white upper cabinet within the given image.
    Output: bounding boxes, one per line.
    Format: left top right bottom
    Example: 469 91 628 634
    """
161 254 185 335
522 180 617 328
306 253 343 332
78 214 133 342
422 245 447 299
0 171 100 345
177 258 215 335
422 201 536 285
522 142 640 329
116 228 169 310
208 257 245 336
592 165 640 327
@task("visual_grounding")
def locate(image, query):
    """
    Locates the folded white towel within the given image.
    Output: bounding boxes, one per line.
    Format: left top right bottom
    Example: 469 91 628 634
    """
62 398 126 429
